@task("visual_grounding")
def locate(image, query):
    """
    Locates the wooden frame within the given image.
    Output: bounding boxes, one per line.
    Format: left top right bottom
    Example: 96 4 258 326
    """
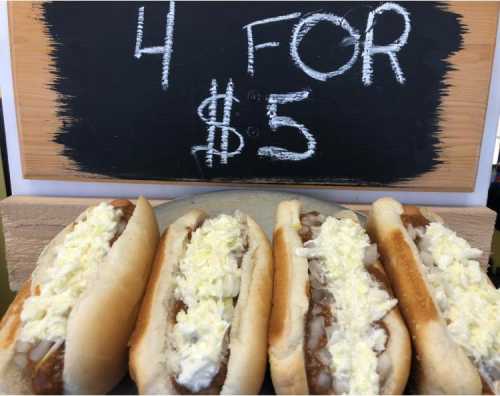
7 2 500 191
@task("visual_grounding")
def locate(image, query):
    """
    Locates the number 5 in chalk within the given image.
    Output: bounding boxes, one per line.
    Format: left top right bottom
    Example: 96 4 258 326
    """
258 91 316 161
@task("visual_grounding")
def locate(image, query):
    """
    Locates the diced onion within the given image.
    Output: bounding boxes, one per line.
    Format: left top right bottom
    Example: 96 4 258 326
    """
418 236 430 251
317 348 331 365
308 316 325 349
302 214 324 226
335 210 358 222
48 339 64 355
325 323 335 338
333 377 349 395
480 361 500 394
377 351 392 383
303 240 315 249
29 340 52 362
310 227 321 239
420 251 434 267
307 333 317 350
14 354 28 369
311 289 334 306
310 277 322 291
301 218 314 226
363 244 379 265
311 288 326 302
312 304 322 316
309 259 326 286
15 340 31 353
116 222 126 237
317 370 332 389
406 224 416 240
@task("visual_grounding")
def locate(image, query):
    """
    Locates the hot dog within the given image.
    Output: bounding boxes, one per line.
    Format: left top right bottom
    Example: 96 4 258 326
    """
0 197 159 394
368 197 499 394
269 200 411 395
129 209 273 394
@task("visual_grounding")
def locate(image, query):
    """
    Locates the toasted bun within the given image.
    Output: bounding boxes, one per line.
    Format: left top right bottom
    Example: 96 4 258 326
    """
269 200 411 395
0 197 160 394
129 210 273 395
268 200 310 395
373 258 412 395
0 280 34 394
368 197 482 394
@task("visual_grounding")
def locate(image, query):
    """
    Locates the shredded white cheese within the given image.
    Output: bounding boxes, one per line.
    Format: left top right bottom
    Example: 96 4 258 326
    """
418 222 500 387
297 217 397 395
172 213 246 392
19 203 122 343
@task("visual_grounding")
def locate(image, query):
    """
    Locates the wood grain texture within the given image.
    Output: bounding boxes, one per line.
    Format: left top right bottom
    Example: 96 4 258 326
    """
399 2 499 191
0 196 496 291
7 2 499 191
9 3 77 179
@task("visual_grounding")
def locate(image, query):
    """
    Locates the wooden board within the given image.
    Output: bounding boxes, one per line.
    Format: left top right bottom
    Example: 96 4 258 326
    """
0 195 496 291
7 2 499 191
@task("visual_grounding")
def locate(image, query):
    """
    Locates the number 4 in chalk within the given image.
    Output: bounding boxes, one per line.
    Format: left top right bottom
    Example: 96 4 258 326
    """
134 2 175 91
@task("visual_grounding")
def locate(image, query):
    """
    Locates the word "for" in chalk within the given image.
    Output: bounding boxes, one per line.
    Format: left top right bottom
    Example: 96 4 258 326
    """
133 2 410 91
244 2 410 85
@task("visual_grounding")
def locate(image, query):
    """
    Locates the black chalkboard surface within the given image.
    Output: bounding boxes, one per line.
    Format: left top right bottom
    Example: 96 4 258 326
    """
41 1 465 185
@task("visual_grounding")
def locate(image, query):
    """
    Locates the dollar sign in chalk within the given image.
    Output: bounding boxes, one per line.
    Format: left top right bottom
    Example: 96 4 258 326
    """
192 79 244 168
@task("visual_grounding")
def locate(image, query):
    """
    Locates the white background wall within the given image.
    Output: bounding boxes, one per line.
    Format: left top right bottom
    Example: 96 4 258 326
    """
1 2 499 206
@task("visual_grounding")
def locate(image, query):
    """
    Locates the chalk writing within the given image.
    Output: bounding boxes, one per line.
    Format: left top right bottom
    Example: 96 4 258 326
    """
131 2 415 169
192 79 244 167
134 1 175 90
258 91 315 160
290 13 361 81
362 2 411 86
243 12 301 77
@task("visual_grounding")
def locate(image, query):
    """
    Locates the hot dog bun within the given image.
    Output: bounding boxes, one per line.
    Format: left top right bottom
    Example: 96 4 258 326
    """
129 209 273 394
368 197 494 394
269 200 411 395
0 197 159 394
268 200 310 395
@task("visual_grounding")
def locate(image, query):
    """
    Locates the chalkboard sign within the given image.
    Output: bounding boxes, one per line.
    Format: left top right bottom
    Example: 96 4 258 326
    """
8 2 499 190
